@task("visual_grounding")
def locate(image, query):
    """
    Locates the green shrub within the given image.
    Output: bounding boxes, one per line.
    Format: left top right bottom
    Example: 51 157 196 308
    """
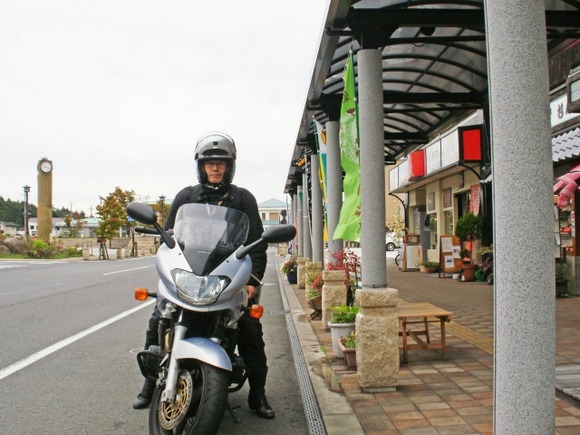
342 330 356 349
331 304 359 324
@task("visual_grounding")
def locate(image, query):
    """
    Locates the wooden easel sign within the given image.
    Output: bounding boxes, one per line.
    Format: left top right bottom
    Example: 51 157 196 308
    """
439 235 461 278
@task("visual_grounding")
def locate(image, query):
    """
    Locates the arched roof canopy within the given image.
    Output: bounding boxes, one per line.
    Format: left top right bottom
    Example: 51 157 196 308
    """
285 0 580 193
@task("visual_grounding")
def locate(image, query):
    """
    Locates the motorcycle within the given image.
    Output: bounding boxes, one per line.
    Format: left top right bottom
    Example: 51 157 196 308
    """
126 201 296 434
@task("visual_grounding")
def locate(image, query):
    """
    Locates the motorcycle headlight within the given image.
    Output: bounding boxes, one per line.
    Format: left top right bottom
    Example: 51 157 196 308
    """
171 269 230 305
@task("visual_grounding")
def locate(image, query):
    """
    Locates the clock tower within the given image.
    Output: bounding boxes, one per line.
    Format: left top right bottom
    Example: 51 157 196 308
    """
37 158 53 241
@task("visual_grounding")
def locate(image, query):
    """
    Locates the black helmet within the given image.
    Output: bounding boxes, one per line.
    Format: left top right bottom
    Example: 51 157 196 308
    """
194 131 237 184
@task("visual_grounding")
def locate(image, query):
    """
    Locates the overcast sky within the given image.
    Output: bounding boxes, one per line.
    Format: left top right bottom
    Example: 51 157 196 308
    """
0 1 329 215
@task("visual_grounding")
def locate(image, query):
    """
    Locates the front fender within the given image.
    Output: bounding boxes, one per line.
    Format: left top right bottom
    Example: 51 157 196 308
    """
172 337 232 371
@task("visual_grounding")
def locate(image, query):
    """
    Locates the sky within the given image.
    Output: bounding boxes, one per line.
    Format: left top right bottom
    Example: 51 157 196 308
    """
0 1 329 216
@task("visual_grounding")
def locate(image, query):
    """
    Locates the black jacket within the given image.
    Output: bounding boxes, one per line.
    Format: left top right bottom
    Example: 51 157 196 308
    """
164 184 267 287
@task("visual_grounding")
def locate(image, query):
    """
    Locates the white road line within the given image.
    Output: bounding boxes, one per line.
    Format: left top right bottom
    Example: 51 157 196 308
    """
0 299 155 381
103 265 152 276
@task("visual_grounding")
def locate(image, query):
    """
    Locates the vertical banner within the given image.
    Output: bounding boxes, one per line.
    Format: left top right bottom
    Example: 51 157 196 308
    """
333 49 361 242
313 119 329 241
469 184 481 215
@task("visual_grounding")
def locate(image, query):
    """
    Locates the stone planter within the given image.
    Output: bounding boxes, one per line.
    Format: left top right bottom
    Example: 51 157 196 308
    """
328 322 355 358
338 339 357 369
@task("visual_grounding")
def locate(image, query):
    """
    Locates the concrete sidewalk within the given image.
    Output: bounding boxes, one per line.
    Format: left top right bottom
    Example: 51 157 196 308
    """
280 253 580 434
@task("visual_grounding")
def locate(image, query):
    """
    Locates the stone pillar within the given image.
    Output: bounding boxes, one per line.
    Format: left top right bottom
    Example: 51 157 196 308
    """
310 155 324 263
297 256 309 289
358 48 387 287
321 270 348 327
356 288 399 391
325 120 343 258
304 261 323 294
302 172 312 260
485 1 555 432
296 187 303 256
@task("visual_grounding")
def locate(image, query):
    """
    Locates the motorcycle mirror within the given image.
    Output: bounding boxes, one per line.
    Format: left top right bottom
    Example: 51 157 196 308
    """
236 225 296 259
127 202 157 225
127 202 176 249
261 225 296 244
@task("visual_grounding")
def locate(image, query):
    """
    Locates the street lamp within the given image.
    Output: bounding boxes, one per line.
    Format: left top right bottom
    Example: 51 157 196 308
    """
23 185 30 239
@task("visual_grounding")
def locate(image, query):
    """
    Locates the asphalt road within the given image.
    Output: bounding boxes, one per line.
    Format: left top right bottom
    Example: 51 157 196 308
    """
0 248 308 434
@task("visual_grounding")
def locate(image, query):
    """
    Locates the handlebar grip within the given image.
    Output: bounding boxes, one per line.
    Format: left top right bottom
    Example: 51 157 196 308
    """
135 226 159 235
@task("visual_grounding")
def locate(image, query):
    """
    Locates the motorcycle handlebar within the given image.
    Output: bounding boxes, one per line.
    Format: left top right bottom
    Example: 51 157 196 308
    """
135 226 159 235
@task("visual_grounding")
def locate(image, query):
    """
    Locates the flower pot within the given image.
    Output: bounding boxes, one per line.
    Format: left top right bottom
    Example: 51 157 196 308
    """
286 273 297 284
461 264 478 282
328 322 355 358
338 338 357 369
556 281 569 298
308 295 322 311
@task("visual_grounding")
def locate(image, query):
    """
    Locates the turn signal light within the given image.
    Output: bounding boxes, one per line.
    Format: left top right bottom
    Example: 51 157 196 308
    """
134 287 150 301
248 304 264 319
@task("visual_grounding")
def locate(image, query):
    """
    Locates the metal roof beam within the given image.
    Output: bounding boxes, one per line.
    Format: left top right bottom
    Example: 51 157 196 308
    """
335 9 579 31
384 132 426 140
383 91 482 104
338 9 485 30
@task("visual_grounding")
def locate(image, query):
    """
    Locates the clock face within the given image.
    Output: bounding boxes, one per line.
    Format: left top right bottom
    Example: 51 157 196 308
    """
40 161 52 173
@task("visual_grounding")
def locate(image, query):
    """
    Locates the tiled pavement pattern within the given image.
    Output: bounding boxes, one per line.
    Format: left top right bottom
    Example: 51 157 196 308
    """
290 256 580 434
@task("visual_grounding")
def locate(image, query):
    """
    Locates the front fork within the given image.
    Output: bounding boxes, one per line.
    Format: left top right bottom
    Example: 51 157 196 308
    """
160 323 187 403
159 309 228 403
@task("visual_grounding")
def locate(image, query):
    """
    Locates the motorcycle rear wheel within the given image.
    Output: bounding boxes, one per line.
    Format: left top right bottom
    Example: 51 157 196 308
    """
149 361 229 435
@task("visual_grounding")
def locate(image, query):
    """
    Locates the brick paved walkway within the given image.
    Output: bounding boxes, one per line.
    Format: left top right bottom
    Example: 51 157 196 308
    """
289 255 580 434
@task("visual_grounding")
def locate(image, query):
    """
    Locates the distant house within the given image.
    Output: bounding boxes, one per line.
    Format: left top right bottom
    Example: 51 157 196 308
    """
258 198 288 229
0 221 19 236
28 217 101 238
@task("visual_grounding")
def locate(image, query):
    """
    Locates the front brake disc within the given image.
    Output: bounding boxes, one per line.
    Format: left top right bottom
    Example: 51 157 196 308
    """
158 369 193 430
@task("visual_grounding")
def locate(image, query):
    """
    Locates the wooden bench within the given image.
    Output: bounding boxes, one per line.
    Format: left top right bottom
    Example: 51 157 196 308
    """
396 302 453 363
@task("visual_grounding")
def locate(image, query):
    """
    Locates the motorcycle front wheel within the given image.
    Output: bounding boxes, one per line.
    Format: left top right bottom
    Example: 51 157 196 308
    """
149 361 229 435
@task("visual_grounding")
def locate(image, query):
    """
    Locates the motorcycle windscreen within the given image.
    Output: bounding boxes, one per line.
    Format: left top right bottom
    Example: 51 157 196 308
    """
173 203 250 276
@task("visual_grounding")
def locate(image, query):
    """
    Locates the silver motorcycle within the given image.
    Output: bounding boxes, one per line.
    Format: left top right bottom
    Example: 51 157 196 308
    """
127 201 295 434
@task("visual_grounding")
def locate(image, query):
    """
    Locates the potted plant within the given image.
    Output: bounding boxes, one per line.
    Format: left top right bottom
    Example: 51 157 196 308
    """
555 261 569 298
454 212 483 282
338 330 357 369
280 257 297 284
307 289 322 311
419 261 439 273
328 304 359 358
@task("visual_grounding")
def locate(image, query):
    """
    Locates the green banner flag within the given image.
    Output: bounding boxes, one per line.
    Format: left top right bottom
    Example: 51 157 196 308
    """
333 50 361 242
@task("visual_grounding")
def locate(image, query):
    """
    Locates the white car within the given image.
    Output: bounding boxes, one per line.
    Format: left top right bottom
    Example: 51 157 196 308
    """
385 232 401 251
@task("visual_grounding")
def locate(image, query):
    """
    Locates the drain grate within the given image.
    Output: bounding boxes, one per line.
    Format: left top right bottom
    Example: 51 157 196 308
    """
277 262 326 435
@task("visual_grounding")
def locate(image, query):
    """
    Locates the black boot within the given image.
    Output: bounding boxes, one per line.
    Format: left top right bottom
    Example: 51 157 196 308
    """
248 367 275 419
132 378 155 409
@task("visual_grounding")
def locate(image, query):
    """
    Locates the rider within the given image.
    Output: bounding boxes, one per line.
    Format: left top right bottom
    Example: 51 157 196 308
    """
132 132 275 419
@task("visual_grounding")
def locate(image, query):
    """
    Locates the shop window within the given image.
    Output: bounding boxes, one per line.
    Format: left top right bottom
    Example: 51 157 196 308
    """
567 69 580 113
428 213 438 249
444 210 453 236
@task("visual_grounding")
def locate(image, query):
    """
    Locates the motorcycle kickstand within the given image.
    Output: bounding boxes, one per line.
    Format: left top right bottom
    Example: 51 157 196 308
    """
227 400 242 423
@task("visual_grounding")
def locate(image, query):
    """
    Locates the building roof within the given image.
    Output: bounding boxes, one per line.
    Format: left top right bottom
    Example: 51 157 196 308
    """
259 198 287 208
553 127 580 163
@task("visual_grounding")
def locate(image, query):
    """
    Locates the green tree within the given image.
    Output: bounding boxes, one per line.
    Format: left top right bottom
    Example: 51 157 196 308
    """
0 196 37 228
95 187 135 241
63 212 86 238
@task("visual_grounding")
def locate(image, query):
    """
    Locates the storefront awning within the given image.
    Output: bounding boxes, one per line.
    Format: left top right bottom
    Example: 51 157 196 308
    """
553 127 580 162
554 163 580 208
